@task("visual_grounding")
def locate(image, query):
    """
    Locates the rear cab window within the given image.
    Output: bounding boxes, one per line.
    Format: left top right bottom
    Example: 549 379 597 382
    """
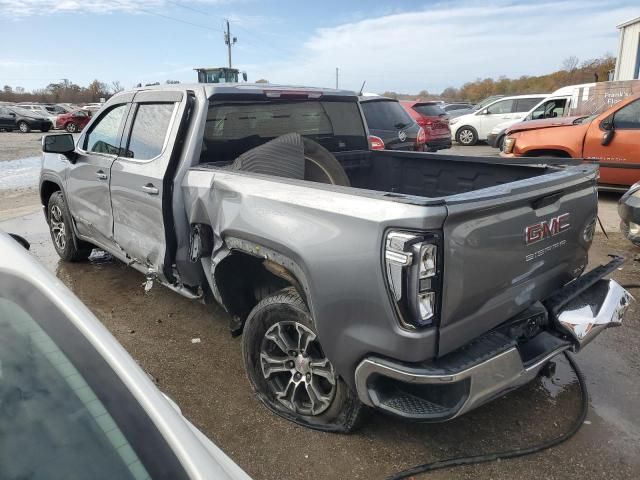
202 98 368 163
361 100 414 130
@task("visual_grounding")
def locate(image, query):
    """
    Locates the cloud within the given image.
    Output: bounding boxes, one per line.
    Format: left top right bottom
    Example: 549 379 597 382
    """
0 0 235 17
246 0 639 93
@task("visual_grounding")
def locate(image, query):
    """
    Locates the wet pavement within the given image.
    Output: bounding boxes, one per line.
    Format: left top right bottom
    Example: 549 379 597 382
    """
2 209 639 480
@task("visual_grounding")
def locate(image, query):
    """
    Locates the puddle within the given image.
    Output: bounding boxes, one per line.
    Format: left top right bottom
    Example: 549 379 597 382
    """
0 156 41 190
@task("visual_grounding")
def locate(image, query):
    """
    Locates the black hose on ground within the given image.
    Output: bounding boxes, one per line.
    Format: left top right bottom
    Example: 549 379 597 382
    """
387 352 588 480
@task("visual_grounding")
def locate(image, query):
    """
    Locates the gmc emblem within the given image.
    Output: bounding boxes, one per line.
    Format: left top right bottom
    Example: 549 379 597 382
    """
525 213 570 245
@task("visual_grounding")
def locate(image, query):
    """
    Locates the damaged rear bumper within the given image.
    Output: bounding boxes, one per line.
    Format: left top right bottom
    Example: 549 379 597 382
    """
354 257 632 421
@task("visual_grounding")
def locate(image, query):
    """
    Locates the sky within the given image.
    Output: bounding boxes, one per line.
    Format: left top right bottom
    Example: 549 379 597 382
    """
1 0 639 94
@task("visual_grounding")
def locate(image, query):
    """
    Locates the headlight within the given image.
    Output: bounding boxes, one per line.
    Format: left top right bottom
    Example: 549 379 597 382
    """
503 136 516 153
384 231 441 329
630 222 640 236
449 118 459 125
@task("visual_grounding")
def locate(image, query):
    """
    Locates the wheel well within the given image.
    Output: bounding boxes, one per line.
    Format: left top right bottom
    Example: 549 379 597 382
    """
524 149 572 158
213 251 302 326
40 181 61 217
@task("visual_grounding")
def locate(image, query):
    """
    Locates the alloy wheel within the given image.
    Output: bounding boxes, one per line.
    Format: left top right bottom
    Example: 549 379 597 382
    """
19 122 28 133
260 321 336 416
50 205 66 250
459 129 474 145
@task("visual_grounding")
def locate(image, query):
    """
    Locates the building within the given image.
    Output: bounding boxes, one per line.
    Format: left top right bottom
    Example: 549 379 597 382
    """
614 16 640 81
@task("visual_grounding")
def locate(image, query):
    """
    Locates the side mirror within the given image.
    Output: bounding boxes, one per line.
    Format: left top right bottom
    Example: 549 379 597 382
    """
9 112 16 117
242 72 248 82
602 130 615 146
42 134 75 155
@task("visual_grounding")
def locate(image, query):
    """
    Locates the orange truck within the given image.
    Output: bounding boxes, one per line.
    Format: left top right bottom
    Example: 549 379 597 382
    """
501 94 640 190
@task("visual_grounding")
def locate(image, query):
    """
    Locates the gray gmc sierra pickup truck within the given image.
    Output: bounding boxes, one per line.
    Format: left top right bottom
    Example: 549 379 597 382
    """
39 84 631 432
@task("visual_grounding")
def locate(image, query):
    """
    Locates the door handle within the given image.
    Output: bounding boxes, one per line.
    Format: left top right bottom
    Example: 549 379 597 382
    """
96 170 108 180
142 184 159 195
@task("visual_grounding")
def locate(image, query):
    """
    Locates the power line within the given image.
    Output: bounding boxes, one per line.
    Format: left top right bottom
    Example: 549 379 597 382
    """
112 0 222 33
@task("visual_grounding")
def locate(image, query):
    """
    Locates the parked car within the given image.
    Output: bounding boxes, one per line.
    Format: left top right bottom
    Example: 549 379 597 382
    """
16 103 58 126
450 94 548 145
619 181 640 245
40 83 630 433
56 108 93 132
360 96 425 151
0 231 251 479
487 84 596 149
7 106 53 132
400 100 451 151
443 103 473 114
502 94 640 189
0 106 17 131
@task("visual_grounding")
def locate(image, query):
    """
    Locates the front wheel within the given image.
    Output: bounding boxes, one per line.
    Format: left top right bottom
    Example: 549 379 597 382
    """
242 288 363 432
65 122 77 133
47 191 92 262
18 121 30 133
456 126 477 146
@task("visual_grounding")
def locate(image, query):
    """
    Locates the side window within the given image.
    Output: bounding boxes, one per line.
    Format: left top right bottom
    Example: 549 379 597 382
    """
613 100 640 129
514 98 542 112
84 105 127 155
125 103 176 160
486 100 514 114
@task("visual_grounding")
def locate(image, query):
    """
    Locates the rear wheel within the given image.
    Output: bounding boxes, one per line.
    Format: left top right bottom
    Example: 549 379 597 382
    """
18 121 30 133
456 126 477 146
496 135 505 151
47 191 92 262
65 122 77 133
242 288 363 432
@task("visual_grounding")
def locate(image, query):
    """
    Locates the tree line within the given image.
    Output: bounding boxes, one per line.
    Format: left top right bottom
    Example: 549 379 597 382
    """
0 54 616 105
382 54 616 103
0 78 180 104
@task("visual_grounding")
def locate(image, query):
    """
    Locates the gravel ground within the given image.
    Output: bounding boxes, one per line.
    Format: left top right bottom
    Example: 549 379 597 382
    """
0 131 46 161
1 135 638 479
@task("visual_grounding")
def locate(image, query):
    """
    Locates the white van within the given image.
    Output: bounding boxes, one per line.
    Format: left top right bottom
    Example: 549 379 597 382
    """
449 94 548 145
486 83 595 149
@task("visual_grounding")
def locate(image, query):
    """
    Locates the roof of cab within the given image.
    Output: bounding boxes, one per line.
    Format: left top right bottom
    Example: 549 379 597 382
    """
127 83 359 98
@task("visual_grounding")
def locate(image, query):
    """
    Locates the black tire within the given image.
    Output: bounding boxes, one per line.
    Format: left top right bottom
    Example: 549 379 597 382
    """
455 126 477 146
242 287 363 432
47 191 92 262
496 135 505 151
302 137 350 187
18 121 30 133
65 122 77 133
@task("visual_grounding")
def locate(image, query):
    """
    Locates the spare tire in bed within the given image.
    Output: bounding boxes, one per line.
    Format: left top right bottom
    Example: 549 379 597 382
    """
228 133 350 187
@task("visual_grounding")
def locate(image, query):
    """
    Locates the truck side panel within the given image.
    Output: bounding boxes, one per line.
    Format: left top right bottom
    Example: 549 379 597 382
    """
181 169 448 385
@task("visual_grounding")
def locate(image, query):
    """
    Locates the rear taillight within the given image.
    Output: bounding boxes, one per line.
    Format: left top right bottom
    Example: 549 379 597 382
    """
369 135 385 150
417 127 426 145
384 231 441 329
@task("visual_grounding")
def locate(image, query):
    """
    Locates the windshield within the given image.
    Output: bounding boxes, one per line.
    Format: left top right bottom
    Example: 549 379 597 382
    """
361 100 414 130
203 99 368 163
0 273 189 480
474 96 503 111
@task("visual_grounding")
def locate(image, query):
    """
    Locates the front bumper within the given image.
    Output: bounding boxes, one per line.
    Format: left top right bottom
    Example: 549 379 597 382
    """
355 259 632 421
487 133 502 148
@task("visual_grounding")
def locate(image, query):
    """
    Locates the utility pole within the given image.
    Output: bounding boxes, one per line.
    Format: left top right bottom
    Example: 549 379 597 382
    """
224 20 237 68
335 67 339 89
